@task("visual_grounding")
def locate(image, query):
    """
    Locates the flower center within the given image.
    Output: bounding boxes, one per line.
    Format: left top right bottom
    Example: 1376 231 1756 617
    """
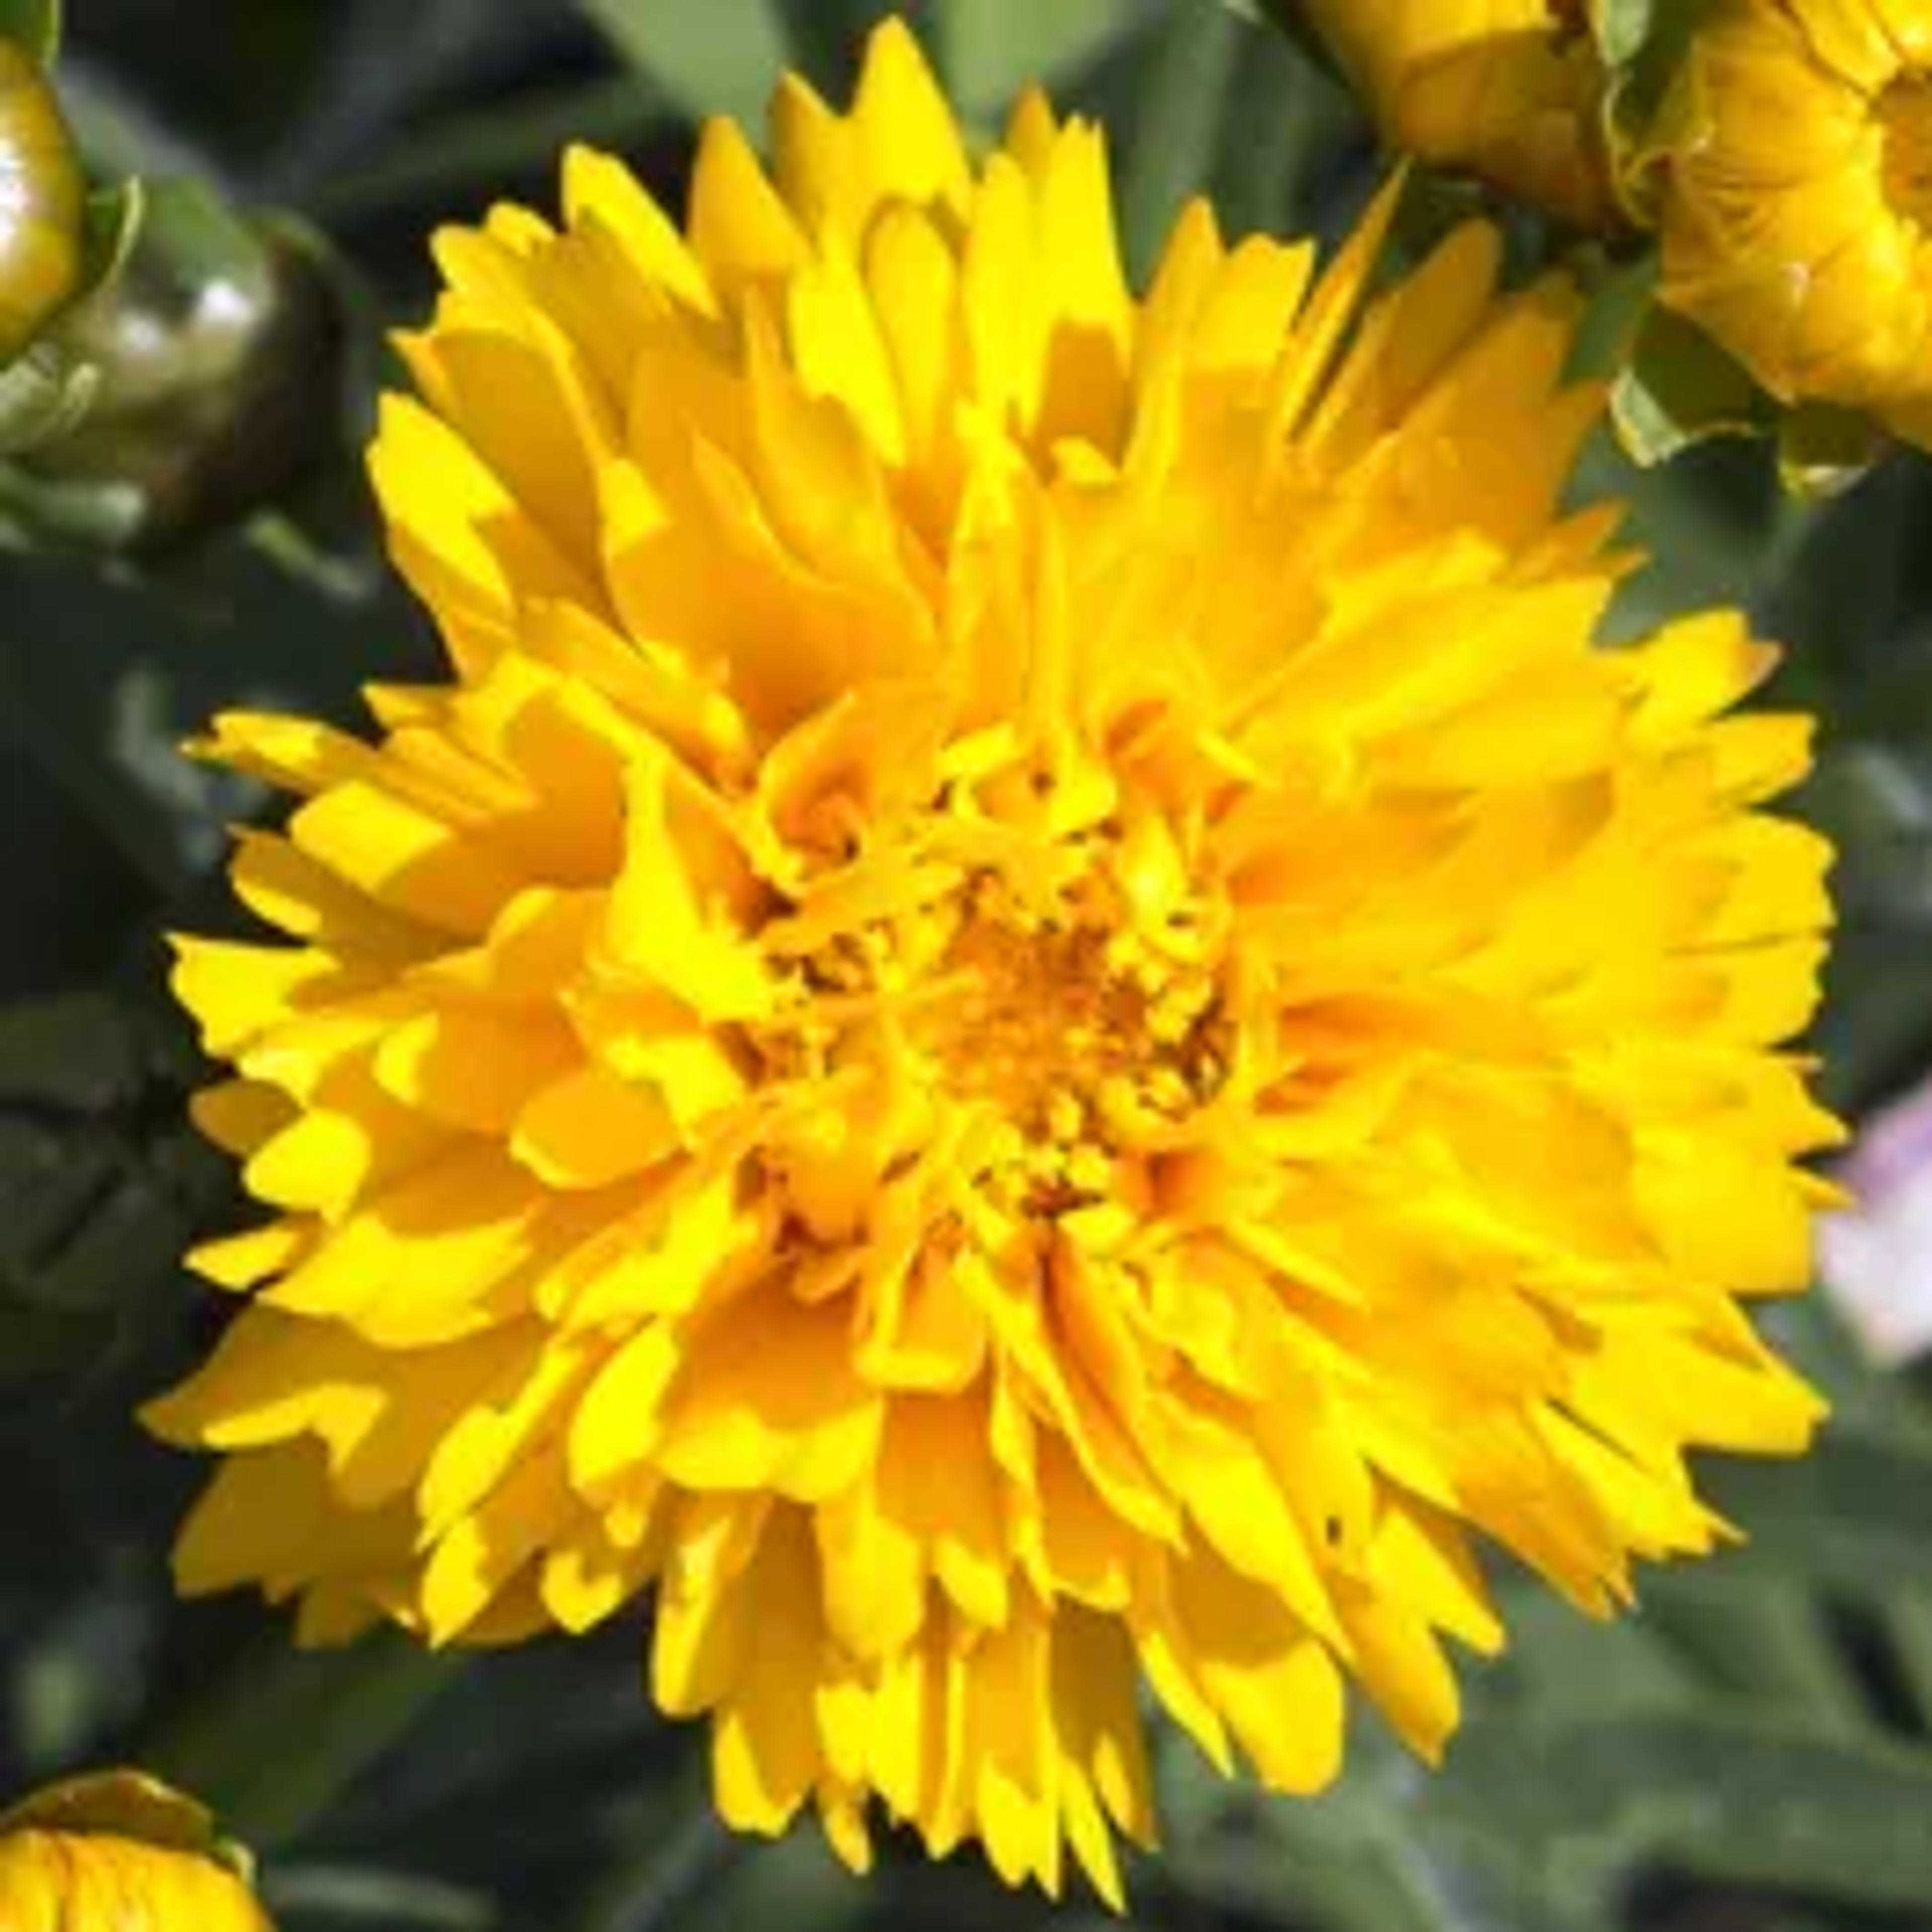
929 874 1231 1212
1880 72 1932 229
770 858 1232 1219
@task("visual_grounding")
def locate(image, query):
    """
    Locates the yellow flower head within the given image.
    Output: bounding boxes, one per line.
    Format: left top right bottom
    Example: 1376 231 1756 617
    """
1302 0 1617 226
149 18 1837 1903
1656 0 1932 442
0 1772 274 1932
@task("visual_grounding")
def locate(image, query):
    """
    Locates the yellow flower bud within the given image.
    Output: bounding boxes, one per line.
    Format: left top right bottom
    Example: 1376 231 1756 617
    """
1301 0 1618 226
0 1772 275 1932
1654 0 1932 447
0 36 85 364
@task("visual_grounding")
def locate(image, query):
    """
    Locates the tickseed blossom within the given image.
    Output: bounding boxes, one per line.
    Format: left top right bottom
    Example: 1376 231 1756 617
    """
1301 0 1618 227
1656 0 1932 445
0 1770 274 1931
149 17 1838 1903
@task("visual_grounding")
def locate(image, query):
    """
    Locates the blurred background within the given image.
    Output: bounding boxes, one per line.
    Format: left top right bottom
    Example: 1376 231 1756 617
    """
9 4 1932 1930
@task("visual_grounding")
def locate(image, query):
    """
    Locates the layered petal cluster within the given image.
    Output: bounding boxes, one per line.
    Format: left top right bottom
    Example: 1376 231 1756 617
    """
1656 0 1932 444
149 19 1838 1902
1302 0 1617 226
0 1772 274 1932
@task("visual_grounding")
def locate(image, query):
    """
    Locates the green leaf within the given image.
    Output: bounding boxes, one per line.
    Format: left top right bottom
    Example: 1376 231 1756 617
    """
578 0 790 131
145 1633 470 1852
0 989 217 1364
1879 1591 1932 1738
0 0 59 65
1429 1706 1932 1913
1197 4 1350 249
1757 1297 1932 1441
1638 1577 1871 1729
258 0 568 205
0 345 100 456
1480 1579 1705 1716
1110 2 1242 285
1566 250 1655 383
262 1866 499 1930
1160 1761 1451 1932
0 631 192 895
932 0 1144 120
1609 302 1773 466
1701 1430 1932 1600
305 73 674 224
1249 0 1347 86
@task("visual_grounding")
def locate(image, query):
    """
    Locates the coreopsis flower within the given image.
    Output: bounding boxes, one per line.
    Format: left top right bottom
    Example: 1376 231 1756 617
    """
1655 0 1932 445
148 16 1837 1904
0 1771 273 1930
1301 0 1618 226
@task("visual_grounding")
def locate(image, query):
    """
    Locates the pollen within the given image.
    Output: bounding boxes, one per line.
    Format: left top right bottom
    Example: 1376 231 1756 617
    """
764 838 1232 1222
923 866 1228 1202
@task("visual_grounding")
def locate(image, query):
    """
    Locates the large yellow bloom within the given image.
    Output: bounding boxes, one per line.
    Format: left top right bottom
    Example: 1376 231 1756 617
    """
0 1772 274 1931
1301 0 1617 226
1656 0 1932 443
148 18 1837 1903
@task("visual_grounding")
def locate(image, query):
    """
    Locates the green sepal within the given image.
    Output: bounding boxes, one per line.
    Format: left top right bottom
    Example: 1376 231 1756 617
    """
0 1768 221 1856
229 210 383 598
1584 0 1658 66
129 175 278 311
0 344 98 454
82 177 147 304
0 457 147 545
1593 0 1721 226
0 181 142 454
0 0 60 65
1777 402 1888 501
1609 301 1774 465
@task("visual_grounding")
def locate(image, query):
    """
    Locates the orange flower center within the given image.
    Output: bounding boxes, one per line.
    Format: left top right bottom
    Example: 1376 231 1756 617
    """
949 876 1219 1082
1879 72 1932 228
774 856 1232 1218
933 875 1230 1215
